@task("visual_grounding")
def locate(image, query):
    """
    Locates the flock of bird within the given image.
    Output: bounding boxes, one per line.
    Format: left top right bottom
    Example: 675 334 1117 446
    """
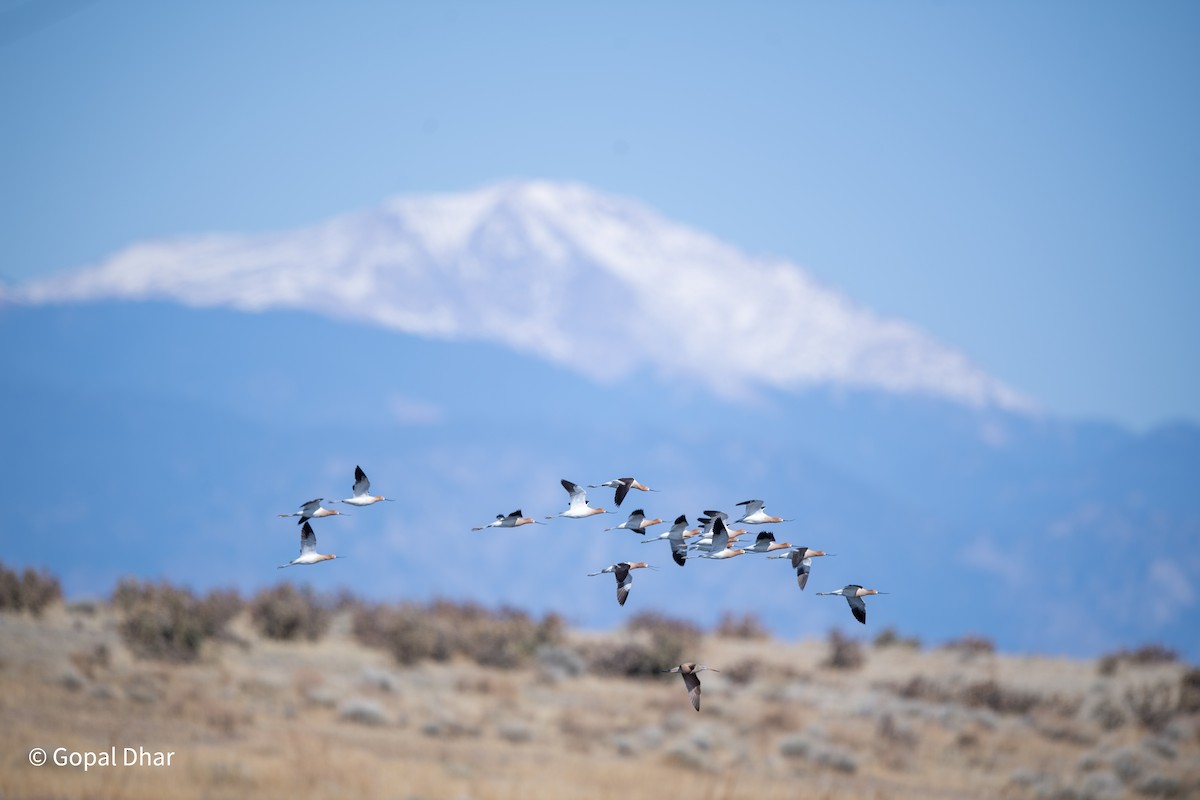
275 466 390 567
276 468 887 711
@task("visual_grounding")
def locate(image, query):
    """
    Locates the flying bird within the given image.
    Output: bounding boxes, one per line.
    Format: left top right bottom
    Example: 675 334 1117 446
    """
472 510 545 531
735 499 789 525
817 584 888 624
335 465 394 507
695 517 748 560
605 508 664 535
546 479 608 519
589 477 658 507
740 531 794 554
662 663 719 711
587 561 652 606
768 546 833 590
687 512 741 550
278 522 340 568
641 514 690 566
277 498 345 525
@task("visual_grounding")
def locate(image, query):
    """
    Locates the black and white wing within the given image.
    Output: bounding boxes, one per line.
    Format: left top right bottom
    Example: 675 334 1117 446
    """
351 466 370 498
299 522 318 556
790 548 813 590
614 563 633 606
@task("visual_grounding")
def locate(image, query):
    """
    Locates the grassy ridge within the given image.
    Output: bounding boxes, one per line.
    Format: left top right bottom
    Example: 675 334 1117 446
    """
0 566 1197 799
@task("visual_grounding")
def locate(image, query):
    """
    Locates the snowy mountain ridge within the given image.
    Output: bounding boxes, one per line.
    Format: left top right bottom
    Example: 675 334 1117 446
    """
15 180 1031 411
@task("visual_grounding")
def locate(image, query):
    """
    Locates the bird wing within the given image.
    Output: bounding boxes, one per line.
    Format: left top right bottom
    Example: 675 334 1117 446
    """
668 522 688 566
352 466 370 497
755 531 776 546
299 522 317 555
710 517 729 552
736 499 765 514
614 564 633 605
300 498 323 514
848 594 867 624
683 671 702 711
562 480 589 508
795 558 812 591
614 478 633 507
789 549 815 587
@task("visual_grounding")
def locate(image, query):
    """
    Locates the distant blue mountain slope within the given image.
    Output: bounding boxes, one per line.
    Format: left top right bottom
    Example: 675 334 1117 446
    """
1 302 1196 659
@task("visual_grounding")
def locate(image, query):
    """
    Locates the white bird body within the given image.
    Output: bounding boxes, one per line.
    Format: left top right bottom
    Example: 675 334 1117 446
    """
817 584 887 624
472 509 544 530
336 465 393 507
605 508 664 535
702 547 749 560
277 498 344 525
547 479 608 519
735 499 788 525
278 521 340 568
740 531 792 554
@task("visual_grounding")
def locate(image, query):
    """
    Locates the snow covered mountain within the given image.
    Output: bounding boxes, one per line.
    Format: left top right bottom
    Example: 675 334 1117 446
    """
15 181 1030 411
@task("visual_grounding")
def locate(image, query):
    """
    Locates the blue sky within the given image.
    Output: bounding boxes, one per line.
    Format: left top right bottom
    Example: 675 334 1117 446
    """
2 0 1198 430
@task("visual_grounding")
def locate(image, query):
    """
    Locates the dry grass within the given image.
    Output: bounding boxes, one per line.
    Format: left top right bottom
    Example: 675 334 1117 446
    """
1 595 1198 800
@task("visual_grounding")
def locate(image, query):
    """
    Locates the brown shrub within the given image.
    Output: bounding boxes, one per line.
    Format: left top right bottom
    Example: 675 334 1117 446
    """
352 599 563 668
1179 668 1200 714
721 658 765 685
588 611 703 678
960 680 1039 715
939 634 995 656
1098 644 1179 676
1124 681 1179 731
893 675 950 703
113 579 240 662
823 629 865 670
873 626 921 650
250 583 331 641
0 562 62 615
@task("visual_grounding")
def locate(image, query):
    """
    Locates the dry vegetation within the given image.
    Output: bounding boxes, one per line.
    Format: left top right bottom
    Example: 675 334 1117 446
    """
1 567 1197 800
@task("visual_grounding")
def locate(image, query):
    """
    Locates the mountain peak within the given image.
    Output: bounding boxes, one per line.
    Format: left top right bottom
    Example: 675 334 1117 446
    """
14 180 1032 412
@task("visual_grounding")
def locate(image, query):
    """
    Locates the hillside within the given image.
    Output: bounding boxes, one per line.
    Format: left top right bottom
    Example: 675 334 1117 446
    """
1 573 1196 800
1 302 1198 660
